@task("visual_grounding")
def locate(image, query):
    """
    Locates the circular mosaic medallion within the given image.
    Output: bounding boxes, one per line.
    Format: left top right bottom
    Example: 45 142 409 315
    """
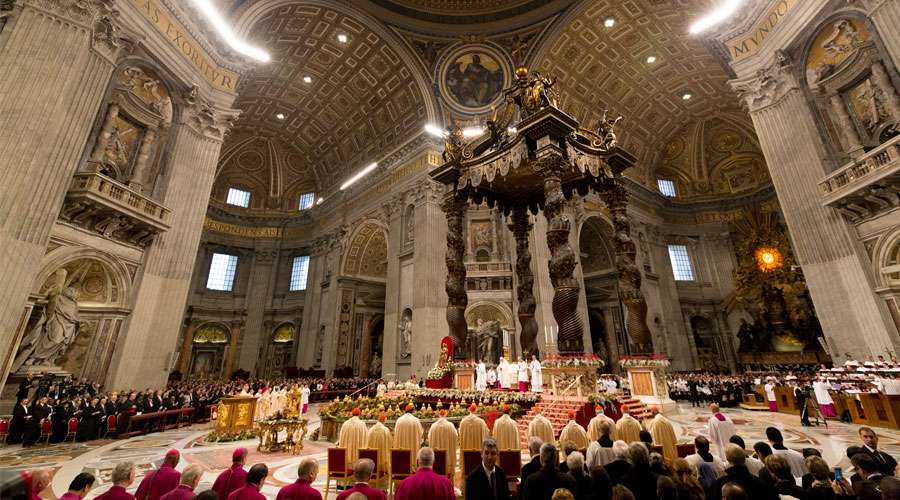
438 44 511 114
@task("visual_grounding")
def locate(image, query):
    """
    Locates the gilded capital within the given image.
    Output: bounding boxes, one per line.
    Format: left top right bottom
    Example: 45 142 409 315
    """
180 87 240 140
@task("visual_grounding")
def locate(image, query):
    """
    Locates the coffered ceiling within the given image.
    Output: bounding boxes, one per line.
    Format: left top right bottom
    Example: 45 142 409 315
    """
215 0 763 208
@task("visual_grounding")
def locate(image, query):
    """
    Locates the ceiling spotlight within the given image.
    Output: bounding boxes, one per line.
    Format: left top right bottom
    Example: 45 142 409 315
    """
340 162 378 191
275 113 285 120
188 0 270 62
604 17 616 28
646 55 657 64
690 0 744 34
682 93 692 100
303 75 312 84
424 124 446 137
337 33 348 43
462 126 485 138
316 197 324 205
507 127 517 134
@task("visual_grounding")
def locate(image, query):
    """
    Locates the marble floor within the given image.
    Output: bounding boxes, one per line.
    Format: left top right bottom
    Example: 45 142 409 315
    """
5 403 898 499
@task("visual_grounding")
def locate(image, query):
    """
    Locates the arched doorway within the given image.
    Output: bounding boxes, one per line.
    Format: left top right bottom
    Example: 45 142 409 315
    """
189 323 230 379
579 216 623 367
12 255 132 386
338 220 387 376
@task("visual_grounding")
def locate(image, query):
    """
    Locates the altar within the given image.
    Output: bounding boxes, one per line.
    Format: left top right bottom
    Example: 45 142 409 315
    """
257 418 308 454
215 396 257 434
620 356 676 413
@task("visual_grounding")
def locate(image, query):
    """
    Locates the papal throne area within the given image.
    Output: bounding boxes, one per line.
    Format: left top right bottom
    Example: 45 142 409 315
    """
2 1 900 499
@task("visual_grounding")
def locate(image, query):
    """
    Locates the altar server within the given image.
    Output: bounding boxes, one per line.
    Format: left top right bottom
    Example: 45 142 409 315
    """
517 357 529 392
475 361 488 391
529 355 543 393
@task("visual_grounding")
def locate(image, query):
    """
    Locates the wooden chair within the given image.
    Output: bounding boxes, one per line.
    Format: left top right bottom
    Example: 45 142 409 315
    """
324 447 351 500
676 443 695 458
104 414 117 438
432 449 448 478
0 418 8 444
462 450 481 476
390 449 413 499
499 450 522 496
358 448 384 489
650 444 664 456
39 418 52 445
66 418 78 442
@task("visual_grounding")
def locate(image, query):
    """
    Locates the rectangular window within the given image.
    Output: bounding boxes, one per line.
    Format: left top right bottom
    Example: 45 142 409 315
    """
206 253 238 291
298 192 315 210
226 188 251 208
657 179 677 197
290 255 310 291
667 244 695 281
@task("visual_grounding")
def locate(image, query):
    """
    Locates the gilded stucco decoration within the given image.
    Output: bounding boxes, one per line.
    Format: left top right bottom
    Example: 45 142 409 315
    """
342 221 388 279
804 18 871 85
230 3 430 190
654 116 770 200
193 324 230 344
272 323 295 343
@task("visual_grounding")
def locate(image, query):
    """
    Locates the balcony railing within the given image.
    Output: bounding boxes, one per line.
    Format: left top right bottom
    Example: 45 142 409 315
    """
819 135 900 222
465 261 513 274
61 172 171 246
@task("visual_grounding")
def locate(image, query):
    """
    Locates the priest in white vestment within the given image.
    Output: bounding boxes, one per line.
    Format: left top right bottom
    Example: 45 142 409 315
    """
529 355 543 393
475 361 487 391
528 413 555 445
337 409 368 468
518 358 529 392
492 408 520 450
427 411 458 475
459 404 489 450
487 367 497 388
707 403 736 460
616 413 641 443
366 415 393 478
394 406 424 464
497 358 510 389
559 412 589 450
812 377 836 417
587 410 617 441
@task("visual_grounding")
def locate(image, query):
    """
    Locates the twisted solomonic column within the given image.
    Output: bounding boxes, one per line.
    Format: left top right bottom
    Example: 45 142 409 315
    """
603 181 653 353
509 205 538 356
441 191 468 351
541 160 583 354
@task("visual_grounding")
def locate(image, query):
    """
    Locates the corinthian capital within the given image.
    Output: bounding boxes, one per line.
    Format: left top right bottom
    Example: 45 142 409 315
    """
181 85 241 140
730 50 798 113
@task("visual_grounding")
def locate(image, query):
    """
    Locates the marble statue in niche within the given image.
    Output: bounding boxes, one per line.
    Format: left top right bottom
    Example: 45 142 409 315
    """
475 318 502 365
13 269 85 372
314 325 325 367
398 309 412 359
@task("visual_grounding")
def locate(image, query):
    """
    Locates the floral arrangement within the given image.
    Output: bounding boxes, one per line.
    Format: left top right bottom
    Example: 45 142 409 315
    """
452 360 477 370
406 388 541 405
540 353 605 368
588 393 619 406
618 355 670 368
318 394 526 421
426 364 453 380
204 429 257 443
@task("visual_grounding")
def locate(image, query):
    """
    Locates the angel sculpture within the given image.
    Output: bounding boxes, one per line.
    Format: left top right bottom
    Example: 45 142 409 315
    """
597 109 623 150
442 121 464 163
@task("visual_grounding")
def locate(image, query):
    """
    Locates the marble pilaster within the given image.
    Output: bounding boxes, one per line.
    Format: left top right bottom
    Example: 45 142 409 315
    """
869 0 900 70
381 196 404 380
106 100 237 390
732 59 900 360
413 182 448 375
0 0 124 389
238 246 279 375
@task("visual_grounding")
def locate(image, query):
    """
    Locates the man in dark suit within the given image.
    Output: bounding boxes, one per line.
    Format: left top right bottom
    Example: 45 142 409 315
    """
523 443 578 500
519 436 543 498
857 427 897 476
466 437 511 500
7 398 31 444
